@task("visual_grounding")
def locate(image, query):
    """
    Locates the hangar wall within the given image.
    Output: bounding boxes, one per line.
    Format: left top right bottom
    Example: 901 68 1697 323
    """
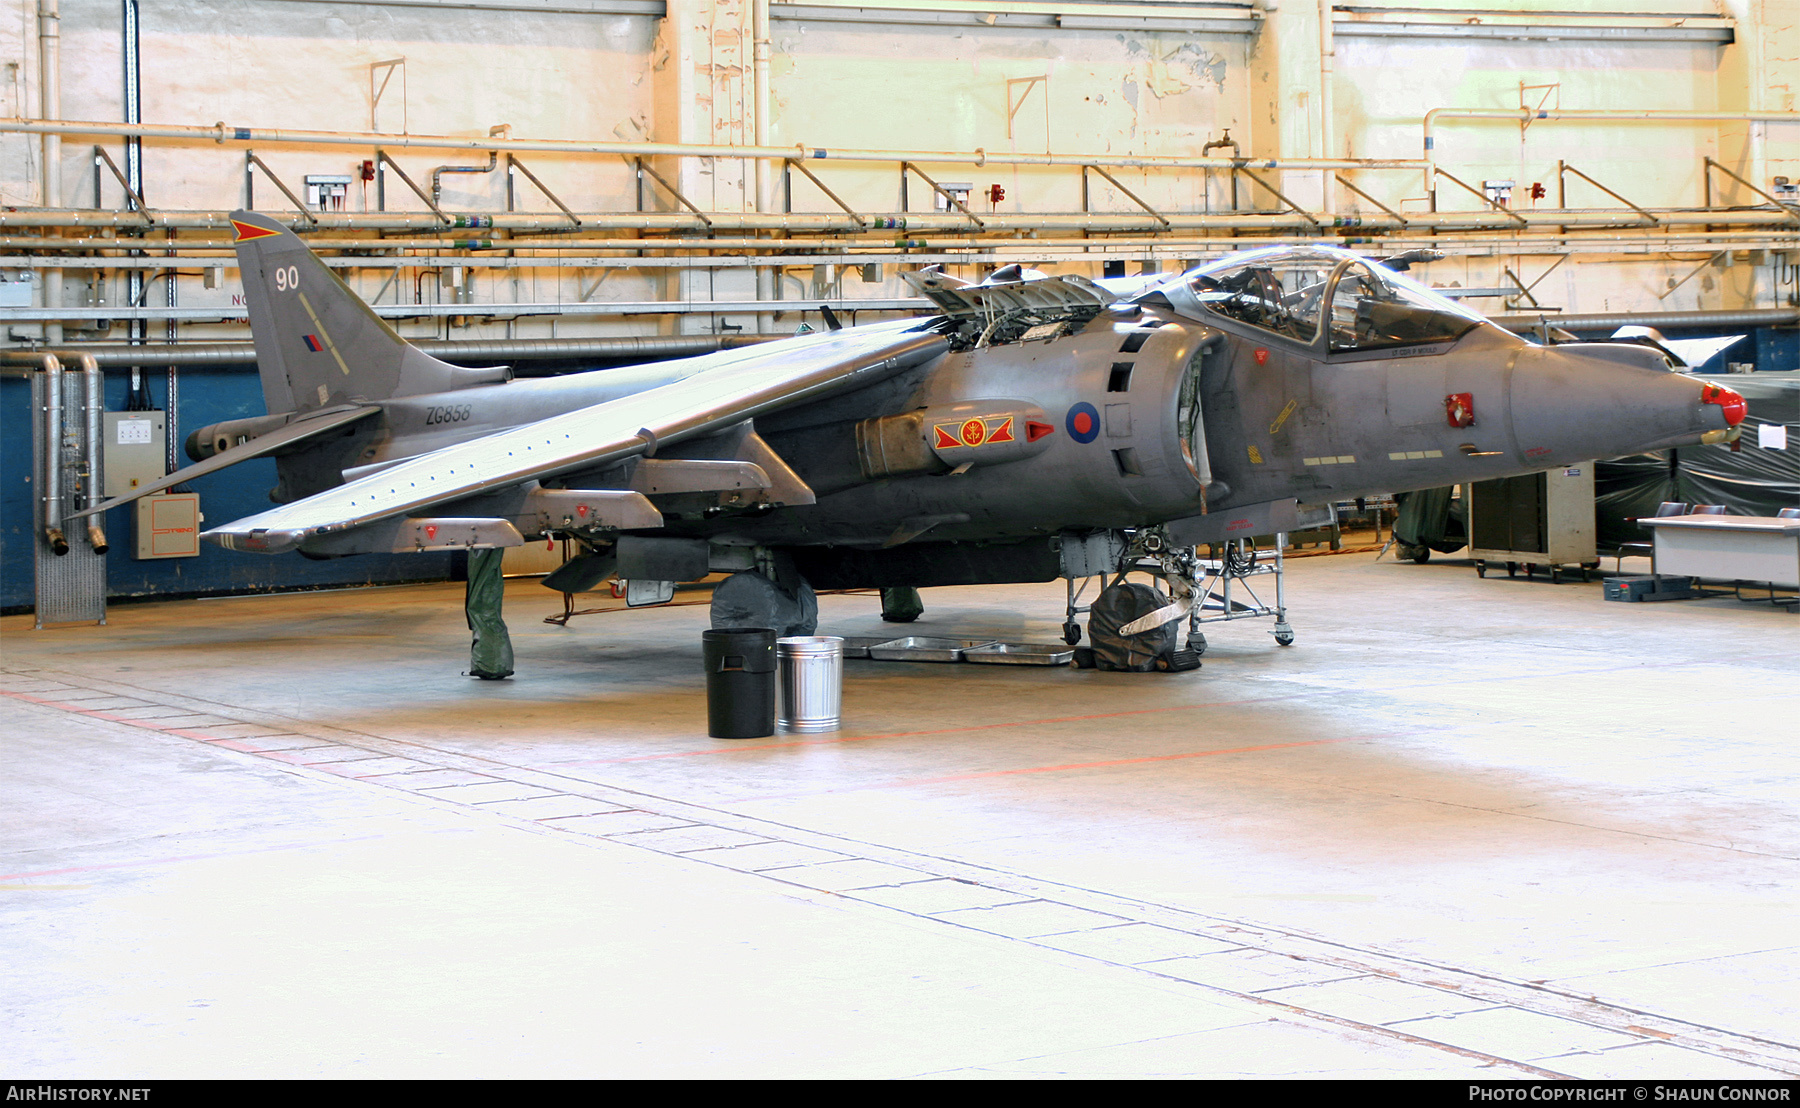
2 1 1794 323
1 0 1796 608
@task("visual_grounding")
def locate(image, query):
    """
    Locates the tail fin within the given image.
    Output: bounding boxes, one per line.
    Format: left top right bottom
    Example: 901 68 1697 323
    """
231 210 508 414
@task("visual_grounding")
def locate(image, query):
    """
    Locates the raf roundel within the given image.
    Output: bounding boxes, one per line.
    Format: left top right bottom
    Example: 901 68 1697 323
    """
1066 401 1100 444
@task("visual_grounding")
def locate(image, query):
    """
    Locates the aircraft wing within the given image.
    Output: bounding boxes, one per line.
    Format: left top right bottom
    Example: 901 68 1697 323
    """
67 404 382 519
203 326 948 554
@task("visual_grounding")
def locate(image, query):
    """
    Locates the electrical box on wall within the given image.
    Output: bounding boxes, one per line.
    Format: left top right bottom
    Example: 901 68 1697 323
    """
103 410 167 497
0 269 36 307
934 183 973 212
306 175 353 211
135 493 202 559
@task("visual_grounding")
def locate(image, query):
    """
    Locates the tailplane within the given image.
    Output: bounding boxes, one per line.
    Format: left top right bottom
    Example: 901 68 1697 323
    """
231 210 508 414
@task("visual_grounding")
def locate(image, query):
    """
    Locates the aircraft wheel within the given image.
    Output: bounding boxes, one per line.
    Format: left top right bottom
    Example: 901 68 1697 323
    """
1062 621 1082 646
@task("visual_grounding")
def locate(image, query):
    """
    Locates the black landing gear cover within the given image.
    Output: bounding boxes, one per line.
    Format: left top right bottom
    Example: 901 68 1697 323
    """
1088 581 1180 672
711 570 819 636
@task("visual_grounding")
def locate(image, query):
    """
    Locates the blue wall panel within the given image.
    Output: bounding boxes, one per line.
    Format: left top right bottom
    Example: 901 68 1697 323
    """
2 368 452 613
1755 326 1799 375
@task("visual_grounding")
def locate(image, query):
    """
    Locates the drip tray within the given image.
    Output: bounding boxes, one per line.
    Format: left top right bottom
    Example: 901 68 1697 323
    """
865 637 997 663
838 636 900 659
850 636 1072 666
962 642 1076 666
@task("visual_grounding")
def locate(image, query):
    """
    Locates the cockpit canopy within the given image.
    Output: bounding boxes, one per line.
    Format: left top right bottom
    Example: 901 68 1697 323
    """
1137 246 1490 354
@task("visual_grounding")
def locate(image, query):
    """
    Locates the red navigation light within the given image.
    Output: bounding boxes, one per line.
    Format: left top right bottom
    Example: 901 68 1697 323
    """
1701 383 1747 426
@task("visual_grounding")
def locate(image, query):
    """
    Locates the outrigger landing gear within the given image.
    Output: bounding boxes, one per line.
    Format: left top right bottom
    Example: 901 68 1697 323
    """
1193 532 1295 649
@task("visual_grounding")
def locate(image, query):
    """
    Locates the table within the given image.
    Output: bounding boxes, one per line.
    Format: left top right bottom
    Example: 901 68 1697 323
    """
1639 515 1800 589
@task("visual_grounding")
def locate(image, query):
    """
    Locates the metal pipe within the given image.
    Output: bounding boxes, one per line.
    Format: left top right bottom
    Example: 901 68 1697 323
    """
1492 307 1799 332
16 295 1800 340
0 333 779 366
1318 0 1335 214
753 0 776 339
122 0 147 398
79 353 107 553
38 0 62 345
37 353 68 554
753 0 772 214
9 205 1797 236
430 150 498 205
122 0 141 198
1200 131 1240 211
0 116 1428 172
7 221 1799 256
4 298 930 323
1422 107 1800 190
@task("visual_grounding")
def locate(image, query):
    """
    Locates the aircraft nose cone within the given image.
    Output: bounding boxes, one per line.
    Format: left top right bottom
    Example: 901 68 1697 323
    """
1509 346 1738 463
1701 381 1747 426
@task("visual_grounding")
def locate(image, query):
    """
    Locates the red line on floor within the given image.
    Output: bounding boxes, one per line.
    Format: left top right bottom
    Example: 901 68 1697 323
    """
551 691 1318 766
5 691 169 726
4 690 246 753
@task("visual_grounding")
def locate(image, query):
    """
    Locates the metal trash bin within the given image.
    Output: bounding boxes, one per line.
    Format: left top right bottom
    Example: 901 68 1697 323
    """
777 635 844 733
702 628 777 739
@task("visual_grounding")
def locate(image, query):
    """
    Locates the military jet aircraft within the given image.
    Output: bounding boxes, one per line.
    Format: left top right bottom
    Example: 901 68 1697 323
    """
78 210 1746 663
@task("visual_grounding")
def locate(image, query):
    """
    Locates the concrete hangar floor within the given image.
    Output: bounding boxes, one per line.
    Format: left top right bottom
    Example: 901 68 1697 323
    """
2 548 1796 1080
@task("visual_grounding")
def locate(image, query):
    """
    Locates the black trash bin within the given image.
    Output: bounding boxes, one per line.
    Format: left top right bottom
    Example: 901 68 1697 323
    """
701 628 777 739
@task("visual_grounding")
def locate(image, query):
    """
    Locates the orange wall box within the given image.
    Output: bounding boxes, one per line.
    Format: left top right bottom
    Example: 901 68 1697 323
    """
134 493 202 559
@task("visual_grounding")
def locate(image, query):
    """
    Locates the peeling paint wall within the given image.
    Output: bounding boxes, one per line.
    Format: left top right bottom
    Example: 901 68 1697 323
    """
769 23 1250 216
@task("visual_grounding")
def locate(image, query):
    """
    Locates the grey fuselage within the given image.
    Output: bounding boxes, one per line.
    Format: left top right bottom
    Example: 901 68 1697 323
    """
260 295 1727 557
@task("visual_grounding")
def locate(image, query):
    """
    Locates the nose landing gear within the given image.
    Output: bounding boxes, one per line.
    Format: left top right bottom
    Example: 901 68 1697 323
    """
1061 526 1296 668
